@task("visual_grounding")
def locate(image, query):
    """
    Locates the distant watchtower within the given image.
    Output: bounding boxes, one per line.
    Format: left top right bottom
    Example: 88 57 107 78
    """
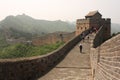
76 11 111 40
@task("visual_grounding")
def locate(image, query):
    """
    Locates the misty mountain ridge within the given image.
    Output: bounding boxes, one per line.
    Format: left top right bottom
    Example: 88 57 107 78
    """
0 14 120 40
0 14 75 39
111 23 120 34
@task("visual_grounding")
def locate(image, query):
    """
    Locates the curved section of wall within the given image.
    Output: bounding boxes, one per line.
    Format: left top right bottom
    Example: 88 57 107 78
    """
0 29 91 80
91 34 120 80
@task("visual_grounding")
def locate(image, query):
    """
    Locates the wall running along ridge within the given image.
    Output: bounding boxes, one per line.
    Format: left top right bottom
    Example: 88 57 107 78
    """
0 29 91 80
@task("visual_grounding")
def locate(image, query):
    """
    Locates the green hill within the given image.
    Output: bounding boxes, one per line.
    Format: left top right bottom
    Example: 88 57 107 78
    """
0 29 8 48
0 14 75 38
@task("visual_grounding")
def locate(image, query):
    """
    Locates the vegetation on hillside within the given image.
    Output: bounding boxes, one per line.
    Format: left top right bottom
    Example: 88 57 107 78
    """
0 42 64 59
0 14 75 39
0 30 8 47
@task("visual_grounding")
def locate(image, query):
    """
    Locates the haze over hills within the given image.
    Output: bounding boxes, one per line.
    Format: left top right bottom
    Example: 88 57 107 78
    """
111 23 120 34
0 14 75 39
0 14 120 41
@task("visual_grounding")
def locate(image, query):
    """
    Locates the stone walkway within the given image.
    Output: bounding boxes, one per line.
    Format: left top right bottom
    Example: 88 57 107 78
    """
38 38 92 80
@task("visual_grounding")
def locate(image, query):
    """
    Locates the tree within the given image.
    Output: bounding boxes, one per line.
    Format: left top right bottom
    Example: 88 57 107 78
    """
60 34 63 42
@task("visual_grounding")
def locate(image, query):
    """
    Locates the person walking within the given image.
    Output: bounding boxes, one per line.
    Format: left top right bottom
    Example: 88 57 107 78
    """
79 43 83 53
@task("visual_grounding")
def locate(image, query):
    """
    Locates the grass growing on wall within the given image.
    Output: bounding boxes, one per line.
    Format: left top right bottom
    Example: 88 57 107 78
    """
0 42 64 59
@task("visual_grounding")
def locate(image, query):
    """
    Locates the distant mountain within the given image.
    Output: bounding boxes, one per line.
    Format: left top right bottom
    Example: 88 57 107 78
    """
111 23 120 34
0 14 119 40
0 14 75 39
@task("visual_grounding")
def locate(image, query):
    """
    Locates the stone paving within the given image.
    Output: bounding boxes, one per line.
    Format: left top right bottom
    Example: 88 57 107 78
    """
38 38 92 80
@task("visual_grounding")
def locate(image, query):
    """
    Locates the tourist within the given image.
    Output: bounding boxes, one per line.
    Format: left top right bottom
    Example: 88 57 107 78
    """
79 43 83 53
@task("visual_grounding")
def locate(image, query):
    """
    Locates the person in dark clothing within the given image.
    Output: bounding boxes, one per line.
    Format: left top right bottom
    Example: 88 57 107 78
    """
82 37 85 42
87 36 89 40
79 43 83 53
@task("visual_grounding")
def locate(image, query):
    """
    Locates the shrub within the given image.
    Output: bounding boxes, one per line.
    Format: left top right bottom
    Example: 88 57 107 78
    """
0 42 64 59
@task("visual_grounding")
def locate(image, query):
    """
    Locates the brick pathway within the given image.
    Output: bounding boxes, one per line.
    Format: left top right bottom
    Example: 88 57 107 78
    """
38 38 92 80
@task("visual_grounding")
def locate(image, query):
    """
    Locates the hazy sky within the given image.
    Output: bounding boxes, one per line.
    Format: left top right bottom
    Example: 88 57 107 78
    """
0 0 120 23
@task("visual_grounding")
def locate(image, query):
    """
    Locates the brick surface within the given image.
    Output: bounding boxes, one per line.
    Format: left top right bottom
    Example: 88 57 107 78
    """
93 34 120 80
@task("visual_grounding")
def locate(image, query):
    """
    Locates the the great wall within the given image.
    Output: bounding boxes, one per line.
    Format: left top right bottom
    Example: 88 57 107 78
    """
0 11 120 80
91 31 120 80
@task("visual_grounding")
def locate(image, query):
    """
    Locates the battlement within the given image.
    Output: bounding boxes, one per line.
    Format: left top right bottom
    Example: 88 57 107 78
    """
101 18 111 23
76 11 111 41
76 19 90 24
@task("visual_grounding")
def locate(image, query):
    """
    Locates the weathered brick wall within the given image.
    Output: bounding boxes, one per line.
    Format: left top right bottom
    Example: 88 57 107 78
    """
32 32 75 46
91 34 120 80
76 19 90 36
0 29 90 80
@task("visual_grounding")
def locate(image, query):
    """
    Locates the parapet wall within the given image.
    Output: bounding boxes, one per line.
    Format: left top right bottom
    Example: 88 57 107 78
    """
0 29 90 80
93 23 111 48
93 26 104 48
91 34 120 80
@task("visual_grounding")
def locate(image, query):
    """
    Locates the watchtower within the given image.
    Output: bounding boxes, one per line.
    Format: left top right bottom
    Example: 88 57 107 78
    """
76 11 111 40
